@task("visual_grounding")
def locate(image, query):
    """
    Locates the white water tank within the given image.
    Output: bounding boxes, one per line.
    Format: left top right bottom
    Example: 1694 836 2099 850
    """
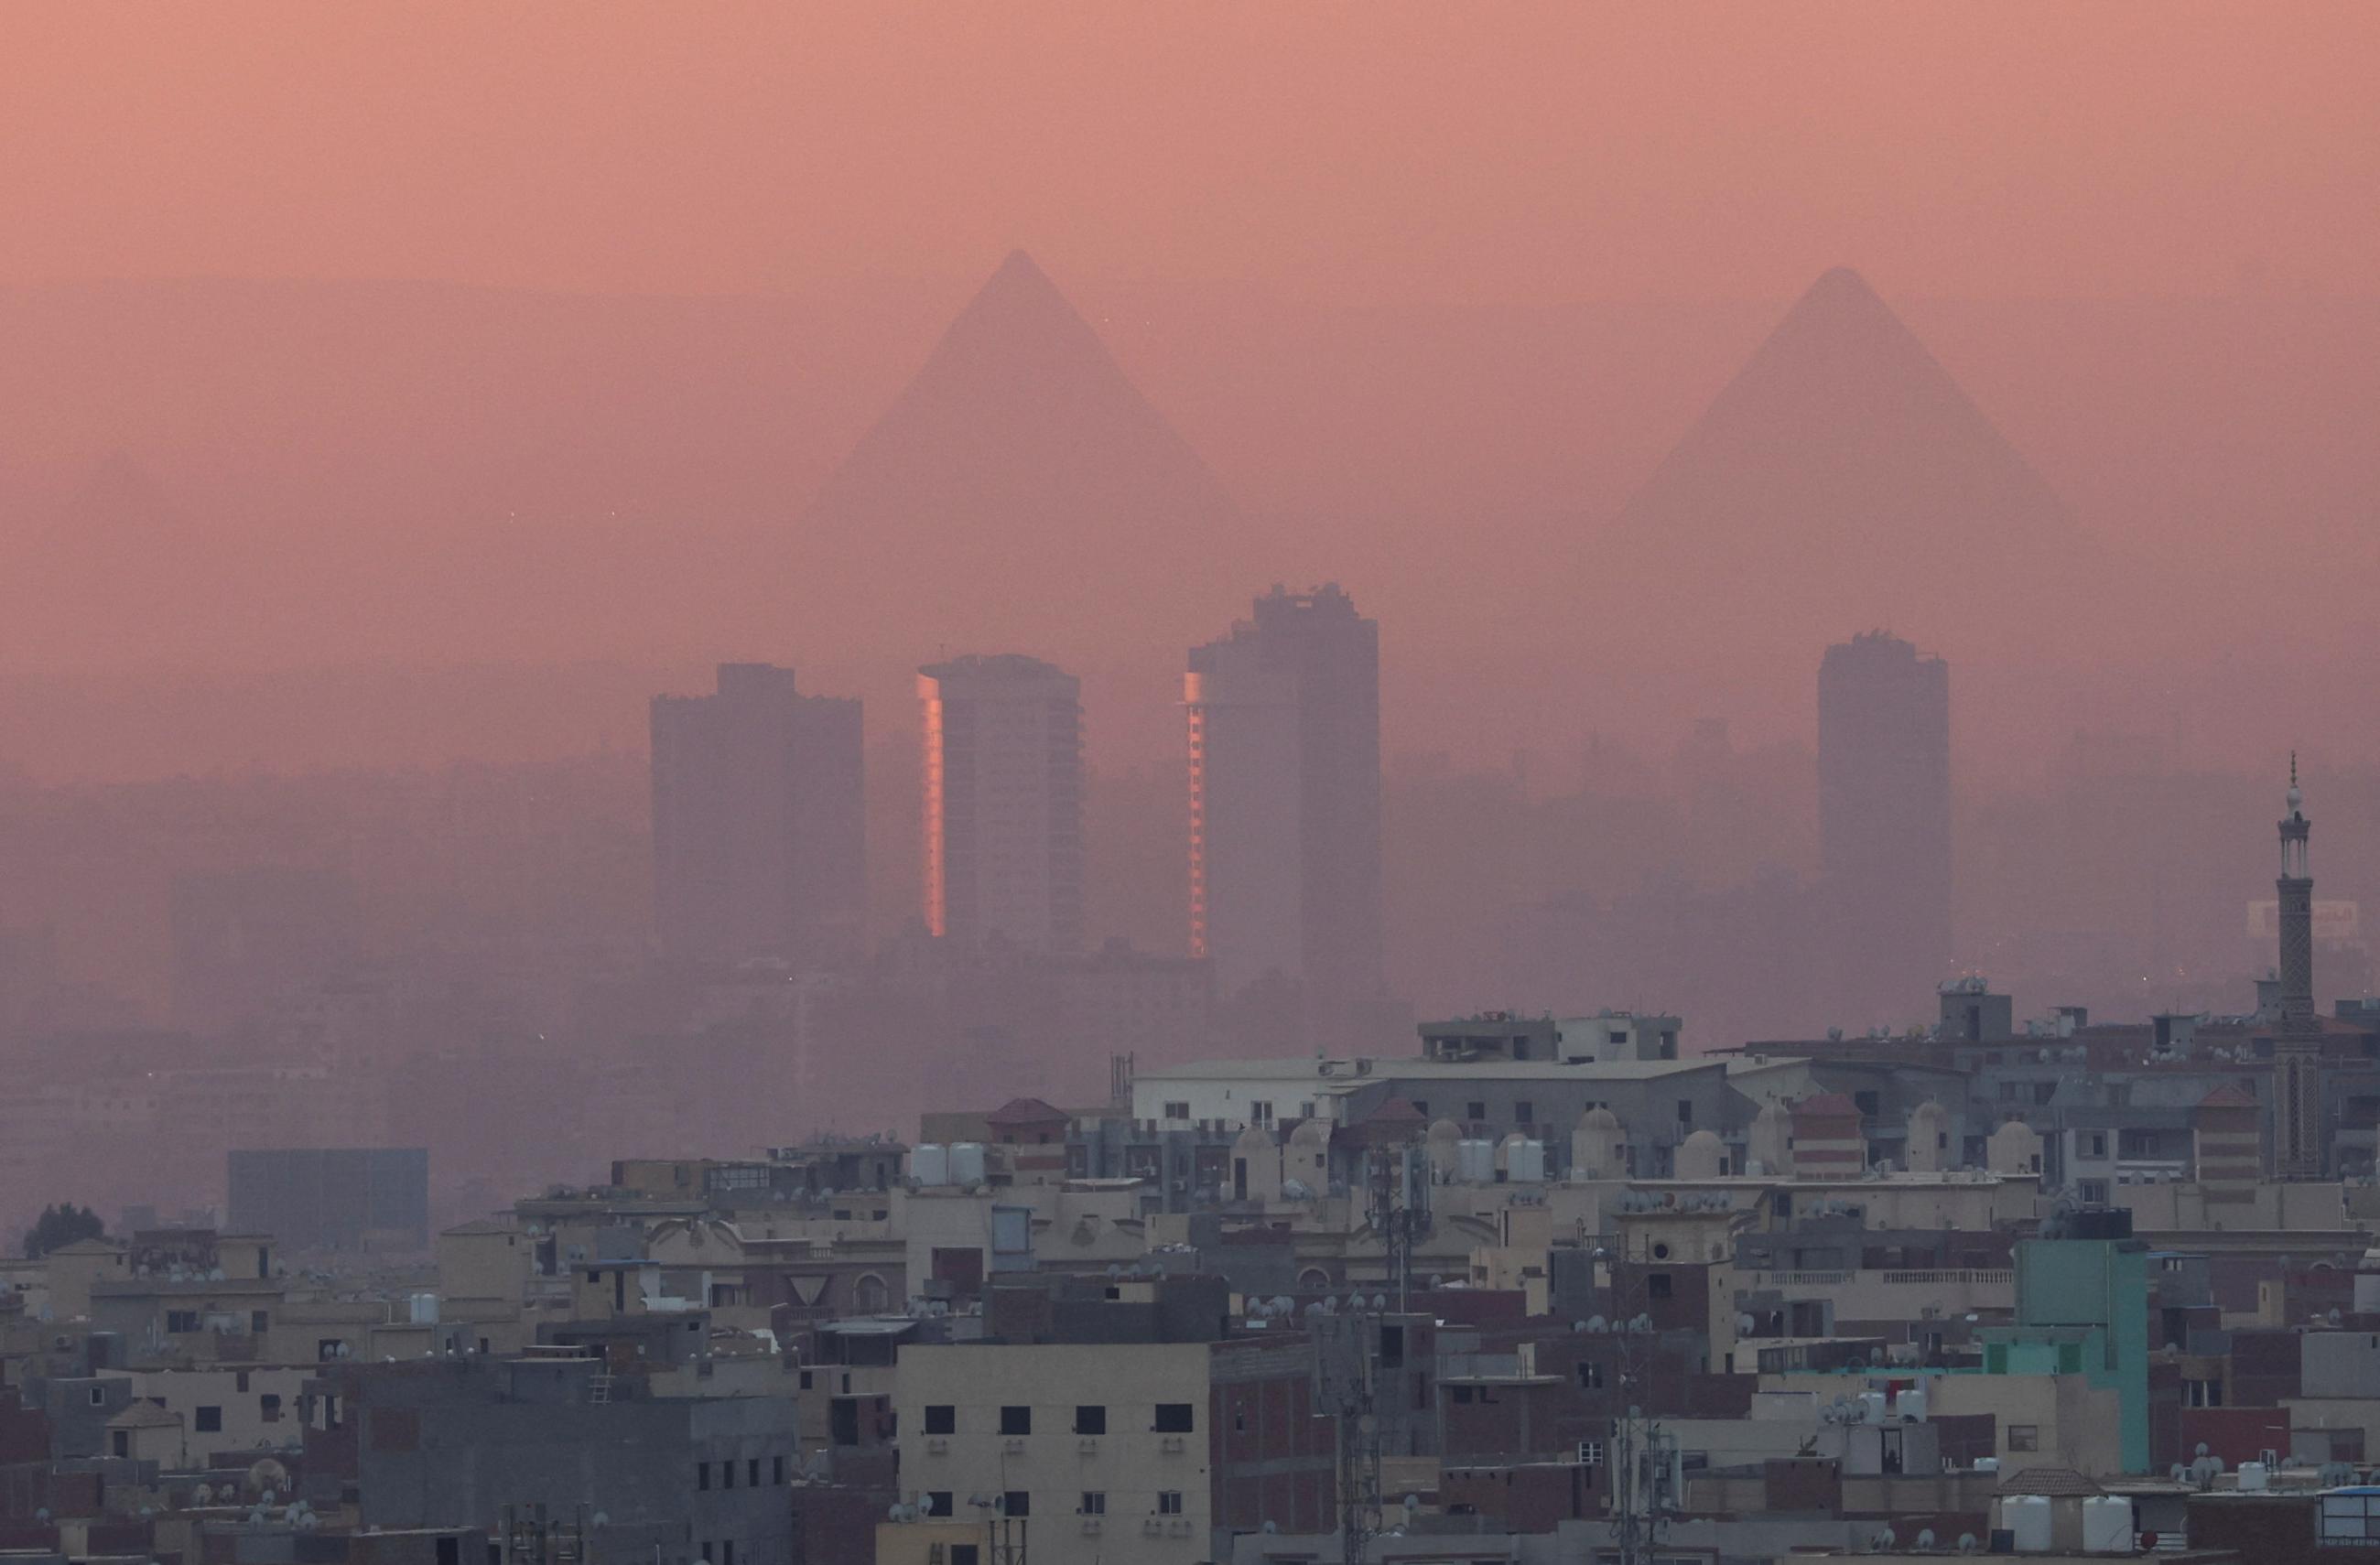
1897 1384 1927 1422
1508 1139 1547 1183
408 1292 438 1325
1860 1390 1888 1425
2355 1271 2380 1315
1457 1139 1497 1184
1973 1456 1999 1473
949 1142 988 1186
2081 1495 2133 1553
2003 1494 2052 1553
2238 1461 2269 1491
910 1144 949 1187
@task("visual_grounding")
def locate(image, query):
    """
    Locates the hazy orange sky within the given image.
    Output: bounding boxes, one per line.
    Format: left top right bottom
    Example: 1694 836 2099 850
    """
6 3 2376 304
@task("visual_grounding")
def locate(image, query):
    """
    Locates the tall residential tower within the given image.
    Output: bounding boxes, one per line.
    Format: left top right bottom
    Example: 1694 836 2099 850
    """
1186 585 1382 1047
918 654 1085 955
650 663 865 966
1817 631 1952 1027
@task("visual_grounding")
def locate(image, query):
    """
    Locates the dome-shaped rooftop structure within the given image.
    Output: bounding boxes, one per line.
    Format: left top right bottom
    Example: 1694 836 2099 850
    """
1675 1128 1727 1181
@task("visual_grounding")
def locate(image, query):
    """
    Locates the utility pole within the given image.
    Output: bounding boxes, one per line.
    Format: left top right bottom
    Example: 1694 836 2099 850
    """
1594 1244 1676 1565
1366 1144 1429 1312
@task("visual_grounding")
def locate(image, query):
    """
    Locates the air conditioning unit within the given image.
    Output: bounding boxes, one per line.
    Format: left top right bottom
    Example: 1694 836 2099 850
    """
1142 1519 1163 1536
1080 1519 1103 1536
1161 1435 1185 1452
1077 1437 1100 1453
1002 1437 1026 1453
925 1436 948 1454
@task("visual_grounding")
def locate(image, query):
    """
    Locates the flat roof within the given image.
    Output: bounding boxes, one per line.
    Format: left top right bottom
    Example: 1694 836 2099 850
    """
1140 1056 1722 1084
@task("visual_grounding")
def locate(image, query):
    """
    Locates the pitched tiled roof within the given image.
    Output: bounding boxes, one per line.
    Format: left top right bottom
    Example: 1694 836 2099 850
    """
985 1096 1068 1126
1998 1465 2104 1496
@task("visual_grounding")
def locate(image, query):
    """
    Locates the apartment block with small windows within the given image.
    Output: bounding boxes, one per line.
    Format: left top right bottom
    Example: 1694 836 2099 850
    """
887 1335 1331 1564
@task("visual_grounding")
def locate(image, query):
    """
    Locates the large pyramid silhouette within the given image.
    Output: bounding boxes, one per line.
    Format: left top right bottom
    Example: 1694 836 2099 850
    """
1614 267 2074 641
796 251 1239 669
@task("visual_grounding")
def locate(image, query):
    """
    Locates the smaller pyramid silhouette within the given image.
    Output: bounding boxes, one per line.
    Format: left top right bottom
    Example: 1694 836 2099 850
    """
797 251 1239 662
1614 267 2073 640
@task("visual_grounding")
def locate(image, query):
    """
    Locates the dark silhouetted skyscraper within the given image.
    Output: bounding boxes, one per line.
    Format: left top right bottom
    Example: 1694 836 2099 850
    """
1817 631 1951 1027
651 663 864 966
918 655 1084 955
1186 585 1382 1047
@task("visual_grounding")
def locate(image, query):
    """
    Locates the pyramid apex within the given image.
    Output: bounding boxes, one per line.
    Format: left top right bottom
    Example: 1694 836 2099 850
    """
1800 265 1886 308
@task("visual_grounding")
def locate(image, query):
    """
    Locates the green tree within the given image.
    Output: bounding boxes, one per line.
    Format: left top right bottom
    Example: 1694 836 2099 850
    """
23 1203 104 1258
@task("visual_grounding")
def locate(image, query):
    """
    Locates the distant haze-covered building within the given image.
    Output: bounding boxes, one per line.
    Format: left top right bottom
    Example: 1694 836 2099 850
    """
226 1146 429 1253
169 866 360 1035
918 654 1085 955
1185 585 1382 1047
1818 631 1952 1028
650 663 865 966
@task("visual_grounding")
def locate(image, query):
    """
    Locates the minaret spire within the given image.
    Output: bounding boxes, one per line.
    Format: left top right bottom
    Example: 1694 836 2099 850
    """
2274 756 2321 1179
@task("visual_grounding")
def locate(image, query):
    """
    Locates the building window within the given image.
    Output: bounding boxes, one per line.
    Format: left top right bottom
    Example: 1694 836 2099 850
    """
774 1456 786 1484
799 1372 814 1390
2186 1379 2224 1408
1075 1405 1107 1435
251 1310 270 1333
1412 1101 1429 1117
2086 1132 2108 1159
1250 1100 1273 1125
748 1459 760 1487
1577 1361 1604 1390
1578 1441 1604 1466
698 1545 710 1563
1514 1100 1535 1126
1079 1492 1107 1516
925 1404 957 1435
698 1462 710 1491
260 1394 282 1423
1648 1273 1673 1300
1163 1102 1190 1120
1676 1099 1693 1125
89 1387 105 1406
1153 1403 1194 1433
196 1406 222 1432
1158 1491 1183 1515
1001 1405 1032 1435
723 1461 735 1488
925 1493 953 1518
1451 1386 1475 1404
721 1544 734 1565
167 1310 200 1333
2008 1425 2039 1452
1466 1101 1487 1123
1002 1491 1030 1517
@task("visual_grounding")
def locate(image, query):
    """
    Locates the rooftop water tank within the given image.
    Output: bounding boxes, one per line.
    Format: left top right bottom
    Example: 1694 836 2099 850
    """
2081 1495 2133 1553
1508 1139 1547 1183
2003 1494 2052 1553
949 1142 988 1187
1456 1139 1496 1185
1860 1390 1888 1425
2238 1461 2270 1492
1897 1384 1927 1422
910 1144 949 1187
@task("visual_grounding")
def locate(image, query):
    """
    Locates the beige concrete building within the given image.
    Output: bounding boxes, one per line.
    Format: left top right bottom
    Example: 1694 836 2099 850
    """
892 1341 1216 1565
